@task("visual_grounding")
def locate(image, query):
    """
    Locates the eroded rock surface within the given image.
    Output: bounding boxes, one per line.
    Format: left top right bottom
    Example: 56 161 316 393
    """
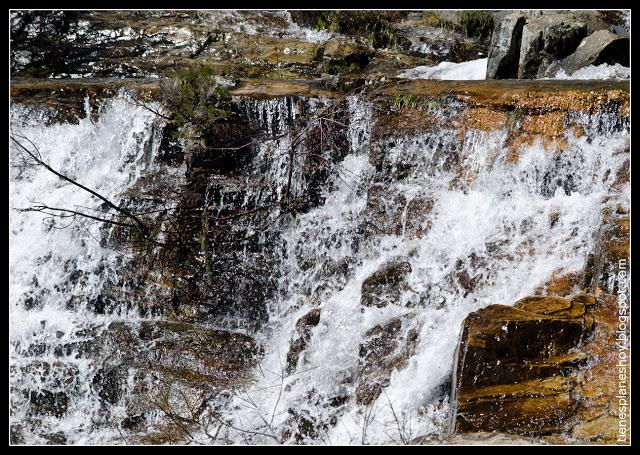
450 201 630 442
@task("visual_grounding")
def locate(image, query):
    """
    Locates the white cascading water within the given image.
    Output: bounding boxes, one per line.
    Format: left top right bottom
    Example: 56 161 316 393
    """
9 93 166 444
217 97 630 444
9 93 629 445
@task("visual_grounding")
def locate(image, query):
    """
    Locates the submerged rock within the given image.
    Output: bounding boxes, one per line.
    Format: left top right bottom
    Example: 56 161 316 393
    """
104 320 260 386
361 260 412 308
285 308 322 374
355 316 420 405
365 184 434 238
28 390 69 418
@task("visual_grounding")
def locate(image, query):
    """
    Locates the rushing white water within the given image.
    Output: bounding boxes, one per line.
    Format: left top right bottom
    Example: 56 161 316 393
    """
9 90 629 445
9 93 165 444
214 97 629 444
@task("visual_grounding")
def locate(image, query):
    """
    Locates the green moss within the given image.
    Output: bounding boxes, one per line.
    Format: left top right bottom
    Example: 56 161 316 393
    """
416 12 453 29
291 11 404 48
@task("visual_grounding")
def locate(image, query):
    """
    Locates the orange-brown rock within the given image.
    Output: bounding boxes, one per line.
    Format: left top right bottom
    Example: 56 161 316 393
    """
534 271 582 297
450 302 593 436
514 296 586 318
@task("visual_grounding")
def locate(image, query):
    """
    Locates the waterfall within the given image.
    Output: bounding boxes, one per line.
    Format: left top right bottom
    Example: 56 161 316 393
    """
216 97 629 444
9 93 165 444
9 91 629 444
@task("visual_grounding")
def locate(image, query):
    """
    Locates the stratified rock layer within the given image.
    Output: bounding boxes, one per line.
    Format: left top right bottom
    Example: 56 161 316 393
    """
450 204 630 443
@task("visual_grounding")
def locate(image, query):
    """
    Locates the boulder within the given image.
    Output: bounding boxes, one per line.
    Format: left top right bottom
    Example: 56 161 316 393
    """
485 11 613 79
518 14 589 78
450 302 593 435
361 260 412 307
486 13 527 79
546 30 629 77
322 37 375 68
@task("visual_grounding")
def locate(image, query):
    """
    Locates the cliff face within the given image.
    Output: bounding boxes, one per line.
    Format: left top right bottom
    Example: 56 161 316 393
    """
10 10 630 445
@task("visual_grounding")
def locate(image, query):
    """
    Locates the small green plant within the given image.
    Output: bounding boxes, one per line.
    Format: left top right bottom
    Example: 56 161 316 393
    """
423 99 443 112
455 11 495 40
507 108 526 131
161 64 233 139
394 94 420 110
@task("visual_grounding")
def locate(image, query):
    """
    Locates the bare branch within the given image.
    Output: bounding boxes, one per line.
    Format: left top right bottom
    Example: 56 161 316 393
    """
10 134 150 236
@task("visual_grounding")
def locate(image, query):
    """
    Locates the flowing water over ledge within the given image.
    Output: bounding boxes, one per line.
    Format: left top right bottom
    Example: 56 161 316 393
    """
9 95 168 443
9 83 629 444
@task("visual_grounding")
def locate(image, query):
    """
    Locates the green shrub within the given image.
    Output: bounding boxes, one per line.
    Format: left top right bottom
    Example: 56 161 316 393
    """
417 12 453 29
161 65 233 138
455 11 495 40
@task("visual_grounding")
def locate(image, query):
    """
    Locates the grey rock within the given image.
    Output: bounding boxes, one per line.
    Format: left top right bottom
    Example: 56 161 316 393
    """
355 316 420 405
518 14 589 79
285 308 321 374
545 30 629 77
486 13 527 79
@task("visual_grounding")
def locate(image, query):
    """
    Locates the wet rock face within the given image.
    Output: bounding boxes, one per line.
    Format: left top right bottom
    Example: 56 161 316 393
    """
365 184 433 238
361 260 412 308
102 320 261 387
355 316 420 405
450 301 594 436
285 308 322 374
84 319 262 438
28 390 69 418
